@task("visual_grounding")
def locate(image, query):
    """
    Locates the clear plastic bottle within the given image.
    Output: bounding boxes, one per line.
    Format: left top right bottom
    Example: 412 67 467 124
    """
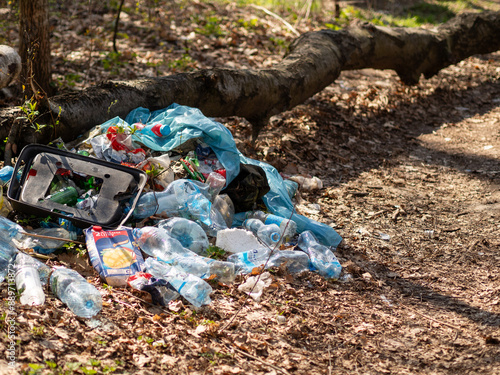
132 179 212 226
242 218 281 247
132 226 198 260
20 227 78 255
227 247 272 274
157 217 209 255
205 172 226 201
50 267 103 318
168 256 236 284
145 257 212 307
212 194 235 228
205 259 236 284
297 231 342 279
14 252 45 305
0 239 18 283
0 216 25 243
267 250 311 274
246 211 297 243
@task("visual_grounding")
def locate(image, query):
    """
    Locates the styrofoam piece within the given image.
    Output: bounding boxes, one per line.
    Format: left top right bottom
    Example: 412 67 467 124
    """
215 228 261 254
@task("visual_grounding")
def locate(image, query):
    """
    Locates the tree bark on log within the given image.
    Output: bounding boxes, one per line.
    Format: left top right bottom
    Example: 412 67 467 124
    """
1 11 500 160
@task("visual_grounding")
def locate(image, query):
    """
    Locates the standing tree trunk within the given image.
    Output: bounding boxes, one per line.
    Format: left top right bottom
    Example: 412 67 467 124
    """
19 0 52 99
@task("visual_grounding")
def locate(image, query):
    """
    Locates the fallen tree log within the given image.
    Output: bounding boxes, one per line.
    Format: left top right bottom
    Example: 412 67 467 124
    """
1 11 500 161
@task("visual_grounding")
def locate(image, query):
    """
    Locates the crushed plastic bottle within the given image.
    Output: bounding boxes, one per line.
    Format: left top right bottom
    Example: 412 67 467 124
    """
212 194 235 228
297 231 342 279
132 179 212 226
227 247 272 274
145 257 212 308
19 227 78 255
14 252 45 305
0 239 18 283
205 172 226 201
242 218 281 247
245 211 297 243
267 250 311 274
166 256 236 284
50 267 103 318
157 217 209 255
0 216 25 243
132 226 198 260
127 272 179 306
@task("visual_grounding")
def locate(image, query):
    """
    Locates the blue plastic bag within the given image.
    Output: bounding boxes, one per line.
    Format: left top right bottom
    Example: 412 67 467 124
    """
99 104 241 186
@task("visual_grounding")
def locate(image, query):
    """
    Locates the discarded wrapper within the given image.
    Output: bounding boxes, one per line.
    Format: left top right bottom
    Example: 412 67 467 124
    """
85 226 145 287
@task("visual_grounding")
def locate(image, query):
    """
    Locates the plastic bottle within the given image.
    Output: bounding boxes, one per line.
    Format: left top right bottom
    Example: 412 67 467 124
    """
46 186 79 206
157 217 209 255
132 179 212 226
50 267 103 318
0 240 17 283
20 227 78 255
246 211 297 243
227 247 272 274
212 194 234 228
205 172 226 201
132 226 197 260
0 165 14 184
14 252 45 305
0 216 25 243
127 272 179 306
297 231 342 279
201 206 228 237
242 218 281 247
145 257 212 307
267 250 311 274
167 256 236 284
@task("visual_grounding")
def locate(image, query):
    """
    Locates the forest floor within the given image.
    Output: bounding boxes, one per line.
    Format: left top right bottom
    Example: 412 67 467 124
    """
1 1 500 374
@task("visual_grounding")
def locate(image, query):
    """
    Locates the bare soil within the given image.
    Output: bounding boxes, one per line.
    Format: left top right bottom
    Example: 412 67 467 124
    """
1 1 499 374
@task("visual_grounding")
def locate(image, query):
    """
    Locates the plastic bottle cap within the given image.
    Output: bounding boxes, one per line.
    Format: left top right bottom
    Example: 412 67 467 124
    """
93 226 102 231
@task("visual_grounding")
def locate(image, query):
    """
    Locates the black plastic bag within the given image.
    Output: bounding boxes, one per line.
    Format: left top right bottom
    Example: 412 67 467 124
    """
222 163 270 213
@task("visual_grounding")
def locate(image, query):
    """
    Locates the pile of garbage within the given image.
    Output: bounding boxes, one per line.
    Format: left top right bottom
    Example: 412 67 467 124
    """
0 103 343 318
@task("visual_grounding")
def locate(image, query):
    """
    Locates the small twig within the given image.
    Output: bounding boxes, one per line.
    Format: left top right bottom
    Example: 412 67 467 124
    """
113 0 125 53
249 4 300 36
406 306 462 331
21 231 85 245
232 346 292 375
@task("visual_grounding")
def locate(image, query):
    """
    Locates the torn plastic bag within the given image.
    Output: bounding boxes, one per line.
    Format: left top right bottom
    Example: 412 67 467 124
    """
237 153 342 248
98 104 240 186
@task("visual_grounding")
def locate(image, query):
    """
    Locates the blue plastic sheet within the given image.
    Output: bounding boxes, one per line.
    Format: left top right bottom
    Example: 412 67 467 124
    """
99 104 241 186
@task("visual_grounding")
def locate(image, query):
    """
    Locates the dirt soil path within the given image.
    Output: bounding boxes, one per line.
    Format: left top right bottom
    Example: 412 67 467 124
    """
1 1 499 374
